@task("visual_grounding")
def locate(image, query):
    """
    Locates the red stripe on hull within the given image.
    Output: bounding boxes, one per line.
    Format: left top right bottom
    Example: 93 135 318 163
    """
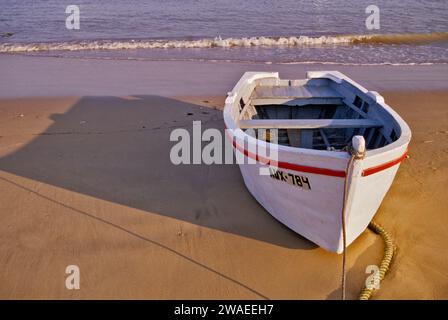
361 149 408 177
228 132 407 178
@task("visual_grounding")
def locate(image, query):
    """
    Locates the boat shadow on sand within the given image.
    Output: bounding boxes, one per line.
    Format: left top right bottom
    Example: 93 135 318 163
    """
0 95 316 250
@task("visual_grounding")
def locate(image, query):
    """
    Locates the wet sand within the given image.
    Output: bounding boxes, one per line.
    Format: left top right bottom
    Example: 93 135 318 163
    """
0 56 447 299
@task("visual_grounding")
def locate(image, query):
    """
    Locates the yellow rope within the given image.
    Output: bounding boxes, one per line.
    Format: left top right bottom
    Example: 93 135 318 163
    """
359 221 396 300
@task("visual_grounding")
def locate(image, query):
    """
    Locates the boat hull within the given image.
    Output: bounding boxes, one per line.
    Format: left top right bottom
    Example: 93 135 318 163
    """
224 71 411 253
230 135 405 253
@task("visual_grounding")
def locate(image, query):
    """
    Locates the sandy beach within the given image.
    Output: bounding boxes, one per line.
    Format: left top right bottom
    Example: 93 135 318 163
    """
0 55 447 299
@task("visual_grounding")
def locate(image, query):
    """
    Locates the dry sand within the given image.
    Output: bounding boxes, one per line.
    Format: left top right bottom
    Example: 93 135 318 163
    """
0 89 447 299
0 55 447 299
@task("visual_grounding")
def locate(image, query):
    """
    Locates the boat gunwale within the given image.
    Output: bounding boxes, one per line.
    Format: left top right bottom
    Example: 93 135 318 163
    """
223 71 411 177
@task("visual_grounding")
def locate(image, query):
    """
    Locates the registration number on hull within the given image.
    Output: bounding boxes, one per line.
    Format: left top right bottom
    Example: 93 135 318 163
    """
268 167 311 190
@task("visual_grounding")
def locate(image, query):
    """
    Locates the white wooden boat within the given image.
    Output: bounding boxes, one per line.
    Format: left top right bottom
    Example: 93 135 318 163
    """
223 71 411 253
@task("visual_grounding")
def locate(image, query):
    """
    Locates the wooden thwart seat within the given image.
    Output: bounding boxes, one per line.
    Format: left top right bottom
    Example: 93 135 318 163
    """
252 85 342 99
251 97 343 106
239 118 382 129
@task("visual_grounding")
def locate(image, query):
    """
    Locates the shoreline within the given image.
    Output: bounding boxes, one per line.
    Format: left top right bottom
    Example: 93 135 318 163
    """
1 54 448 98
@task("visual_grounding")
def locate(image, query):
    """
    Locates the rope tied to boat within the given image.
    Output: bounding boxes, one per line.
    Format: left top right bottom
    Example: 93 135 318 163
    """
341 136 396 300
340 148 359 300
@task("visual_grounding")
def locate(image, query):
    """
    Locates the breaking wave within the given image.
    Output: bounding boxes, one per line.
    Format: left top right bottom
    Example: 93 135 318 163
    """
1 32 447 53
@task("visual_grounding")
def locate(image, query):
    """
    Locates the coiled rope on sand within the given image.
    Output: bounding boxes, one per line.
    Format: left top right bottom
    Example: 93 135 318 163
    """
358 221 396 300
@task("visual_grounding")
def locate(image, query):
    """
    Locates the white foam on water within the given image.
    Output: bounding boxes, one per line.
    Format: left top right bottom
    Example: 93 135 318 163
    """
2 32 447 53
2 33 447 65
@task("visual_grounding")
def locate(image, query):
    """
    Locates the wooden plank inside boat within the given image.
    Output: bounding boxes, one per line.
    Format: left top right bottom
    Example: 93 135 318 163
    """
239 118 383 129
252 85 342 99
251 97 343 106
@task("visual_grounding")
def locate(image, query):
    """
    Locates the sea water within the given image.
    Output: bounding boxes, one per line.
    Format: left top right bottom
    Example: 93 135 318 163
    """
0 0 447 65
